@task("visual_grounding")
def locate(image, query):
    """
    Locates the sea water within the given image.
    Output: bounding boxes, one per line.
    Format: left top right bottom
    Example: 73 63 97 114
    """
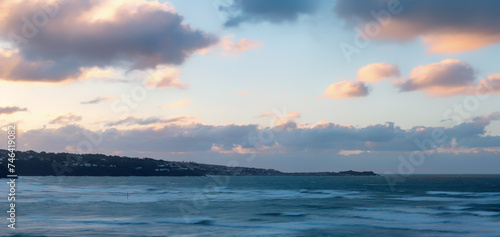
1 175 499 236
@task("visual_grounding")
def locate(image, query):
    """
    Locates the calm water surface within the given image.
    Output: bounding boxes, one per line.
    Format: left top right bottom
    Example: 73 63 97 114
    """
1 175 500 236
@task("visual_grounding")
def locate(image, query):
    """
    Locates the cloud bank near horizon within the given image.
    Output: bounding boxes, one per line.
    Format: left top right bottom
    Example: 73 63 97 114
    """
13 111 500 155
3 111 498 173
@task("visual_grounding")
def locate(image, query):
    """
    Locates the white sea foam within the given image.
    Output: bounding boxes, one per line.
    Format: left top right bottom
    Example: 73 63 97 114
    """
427 191 500 196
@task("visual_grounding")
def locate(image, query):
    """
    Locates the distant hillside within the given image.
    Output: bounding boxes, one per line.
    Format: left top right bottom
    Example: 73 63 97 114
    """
0 149 377 177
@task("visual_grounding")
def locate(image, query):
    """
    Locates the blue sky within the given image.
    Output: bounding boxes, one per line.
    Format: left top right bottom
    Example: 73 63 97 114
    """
0 0 499 173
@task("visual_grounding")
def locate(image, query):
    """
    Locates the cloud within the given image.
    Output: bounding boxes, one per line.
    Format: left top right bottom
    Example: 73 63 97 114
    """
338 150 364 156
273 112 301 129
273 118 499 152
221 35 263 56
199 35 263 56
321 81 370 99
255 111 300 120
105 115 200 127
334 0 500 53
488 111 500 121
238 90 248 95
281 112 301 120
17 114 500 156
378 59 500 97
78 67 120 81
106 117 164 127
144 67 187 89
400 59 476 92
11 115 500 174
159 98 192 109
395 59 500 97
49 113 82 125
0 106 27 115
0 0 218 82
476 74 500 95
21 123 259 153
220 0 320 27
80 96 114 105
255 111 273 118
255 111 302 130
357 62 400 82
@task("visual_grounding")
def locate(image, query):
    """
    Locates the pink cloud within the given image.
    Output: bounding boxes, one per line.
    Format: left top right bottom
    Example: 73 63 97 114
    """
0 0 218 82
338 150 364 156
105 115 201 127
144 67 187 89
255 112 273 118
201 34 263 57
395 59 500 97
80 96 114 105
281 112 301 120
475 74 500 95
49 113 82 125
257 111 300 120
489 111 500 121
0 106 27 115
422 33 500 54
273 112 302 129
221 36 263 56
335 0 500 53
321 81 370 99
357 62 400 82
159 98 192 109
396 59 476 97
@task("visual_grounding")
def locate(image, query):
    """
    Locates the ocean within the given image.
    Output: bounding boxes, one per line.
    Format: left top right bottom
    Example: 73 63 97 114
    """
1 175 500 236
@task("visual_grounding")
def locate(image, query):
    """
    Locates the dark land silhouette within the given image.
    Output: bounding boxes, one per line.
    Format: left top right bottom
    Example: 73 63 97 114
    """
0 149 377 177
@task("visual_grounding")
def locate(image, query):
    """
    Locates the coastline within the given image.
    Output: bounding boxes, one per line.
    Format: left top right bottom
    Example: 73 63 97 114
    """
0 149 377 177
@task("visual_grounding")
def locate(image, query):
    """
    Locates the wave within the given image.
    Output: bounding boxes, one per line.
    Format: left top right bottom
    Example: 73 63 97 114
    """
260 212 307 217
427 191 500 197
154 217 214 225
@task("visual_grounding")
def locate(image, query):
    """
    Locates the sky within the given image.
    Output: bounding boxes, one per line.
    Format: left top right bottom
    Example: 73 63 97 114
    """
0 0 499 174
